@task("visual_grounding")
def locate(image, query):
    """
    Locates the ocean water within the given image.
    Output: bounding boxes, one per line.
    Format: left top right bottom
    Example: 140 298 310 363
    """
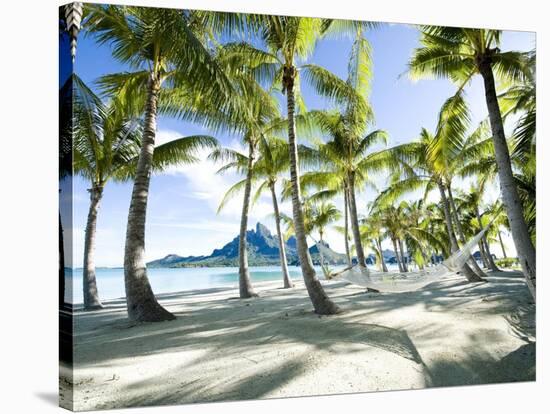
66 263 406 305
66 265 306 305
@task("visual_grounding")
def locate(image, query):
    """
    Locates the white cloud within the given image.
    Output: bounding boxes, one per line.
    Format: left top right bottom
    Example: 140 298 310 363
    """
154 129 277 224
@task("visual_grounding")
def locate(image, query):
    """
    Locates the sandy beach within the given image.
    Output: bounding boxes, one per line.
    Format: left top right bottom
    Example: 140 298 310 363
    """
61 270 535 411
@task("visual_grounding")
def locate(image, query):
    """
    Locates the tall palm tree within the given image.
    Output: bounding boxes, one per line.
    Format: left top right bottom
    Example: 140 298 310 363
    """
73 76 139 310
73 76 218 310
409 26 536 299
208 45 285 298
86 5 232 321
214 136 316 289
217 17 373 314
298 28 385 271
253 137 296 288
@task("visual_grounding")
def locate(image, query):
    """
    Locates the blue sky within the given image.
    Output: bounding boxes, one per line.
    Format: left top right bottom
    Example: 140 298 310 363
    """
65 13 535 267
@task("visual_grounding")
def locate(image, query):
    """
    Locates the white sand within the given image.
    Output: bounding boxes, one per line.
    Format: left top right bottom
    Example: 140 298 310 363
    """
61 270 535 411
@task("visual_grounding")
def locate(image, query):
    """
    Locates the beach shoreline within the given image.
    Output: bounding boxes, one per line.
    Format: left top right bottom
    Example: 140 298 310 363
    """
61 270 535 411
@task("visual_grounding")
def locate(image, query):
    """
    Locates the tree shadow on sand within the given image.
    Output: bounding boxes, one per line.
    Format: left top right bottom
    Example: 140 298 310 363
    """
424 341 535 387
70 270 534 410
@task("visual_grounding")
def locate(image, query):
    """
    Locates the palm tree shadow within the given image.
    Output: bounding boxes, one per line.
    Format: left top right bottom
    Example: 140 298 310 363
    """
70 269 533 409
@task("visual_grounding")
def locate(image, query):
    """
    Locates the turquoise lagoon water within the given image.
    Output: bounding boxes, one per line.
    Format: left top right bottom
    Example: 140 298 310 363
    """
66 263 405 305
66 265 310 305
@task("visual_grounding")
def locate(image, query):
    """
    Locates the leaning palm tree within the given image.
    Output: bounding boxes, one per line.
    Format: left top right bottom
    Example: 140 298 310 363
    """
73 75 218 310
216 17 374 314
86 5 232 321
409 26 536 299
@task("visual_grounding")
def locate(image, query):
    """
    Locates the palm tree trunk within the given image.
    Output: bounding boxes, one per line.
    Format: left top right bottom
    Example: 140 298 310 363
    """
270 182 293 288
474 205 500 272
82 185 104 310
123 75 175 322
343 185 352 267
373 240 383 271
398 238 409 272
479 60 536 300
283 65 338 315
437 181 482 282
347 171 367 268
391 237 404 272
446 185 487 278
483 238 500 271
318 230 327 269
419 249 429 270
377 237 388 272
498 230 508 258
478 241 490 268
238 140 258 298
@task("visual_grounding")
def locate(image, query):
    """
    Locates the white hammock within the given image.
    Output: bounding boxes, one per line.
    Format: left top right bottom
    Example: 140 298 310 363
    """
315 223 490 293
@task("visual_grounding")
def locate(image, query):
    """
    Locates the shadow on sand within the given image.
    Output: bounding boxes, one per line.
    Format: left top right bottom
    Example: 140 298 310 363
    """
67 270 534 409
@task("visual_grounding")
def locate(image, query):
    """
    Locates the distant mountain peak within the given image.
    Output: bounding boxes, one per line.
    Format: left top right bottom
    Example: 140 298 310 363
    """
255 222 271 237
147 222 347 268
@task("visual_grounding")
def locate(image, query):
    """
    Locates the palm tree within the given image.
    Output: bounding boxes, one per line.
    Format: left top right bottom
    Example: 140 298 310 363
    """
307 115 388 269
217 17 374 314
297 29 386 271
208 45 285 298
73 76 139 310
361 211 388 272
361 210 388 271
459 186 501 272
500 50 536 165
309 201 341 274
376 124 483 282
278 194 340 270
209 135 283 295
86 5 232 321
214 136 316 290
485 201 510 259
73 75 218 310
409 26 536 299
310 202 341 244
253 137 296 288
